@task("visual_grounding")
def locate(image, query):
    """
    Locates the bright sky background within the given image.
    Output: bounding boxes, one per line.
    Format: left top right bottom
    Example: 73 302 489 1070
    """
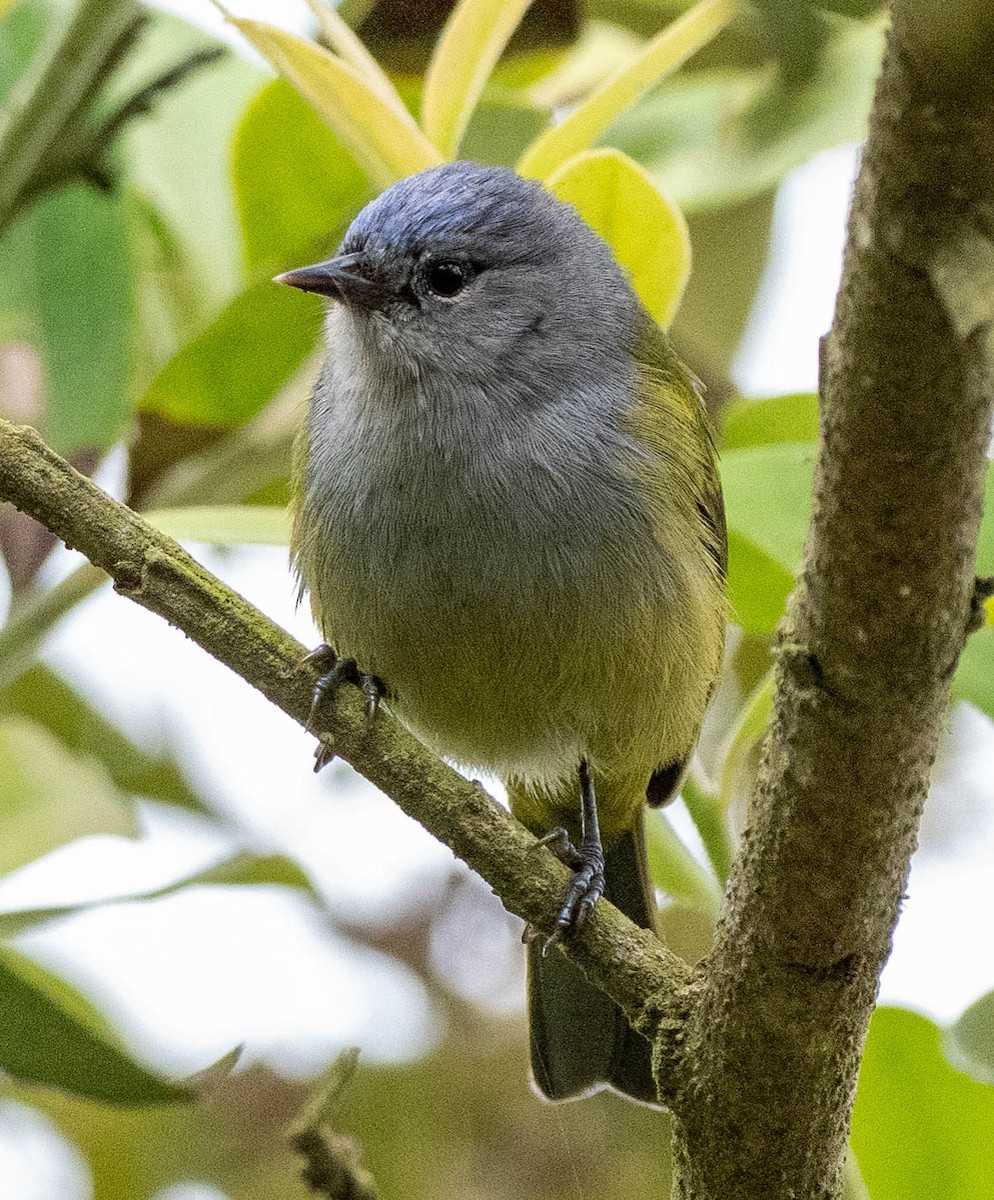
3 5 994 1198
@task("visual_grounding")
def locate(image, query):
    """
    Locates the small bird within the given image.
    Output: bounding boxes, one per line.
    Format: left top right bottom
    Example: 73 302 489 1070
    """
279 161 726 1105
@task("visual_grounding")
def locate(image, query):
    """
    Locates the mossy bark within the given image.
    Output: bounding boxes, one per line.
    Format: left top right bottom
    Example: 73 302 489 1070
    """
669 5 994 1195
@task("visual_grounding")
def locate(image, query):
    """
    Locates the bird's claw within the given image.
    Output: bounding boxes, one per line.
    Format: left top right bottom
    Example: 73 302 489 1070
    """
534 826 584 870
303 644 386 769
539 836 606 956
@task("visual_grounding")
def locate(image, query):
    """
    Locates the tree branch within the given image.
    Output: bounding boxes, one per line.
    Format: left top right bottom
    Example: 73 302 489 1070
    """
670 3 994 1196
0 416 694 1085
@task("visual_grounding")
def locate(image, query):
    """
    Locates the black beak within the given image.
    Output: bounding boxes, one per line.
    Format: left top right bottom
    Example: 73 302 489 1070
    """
274 252 390 309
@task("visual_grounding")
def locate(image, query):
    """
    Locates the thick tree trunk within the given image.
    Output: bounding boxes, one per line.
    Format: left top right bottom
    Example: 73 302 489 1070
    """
668 4 994 1196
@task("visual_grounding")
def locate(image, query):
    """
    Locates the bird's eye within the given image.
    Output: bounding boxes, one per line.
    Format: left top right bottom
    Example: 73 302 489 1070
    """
425 260 470 298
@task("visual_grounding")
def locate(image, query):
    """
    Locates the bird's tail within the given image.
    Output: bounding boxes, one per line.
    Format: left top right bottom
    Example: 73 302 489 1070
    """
527 810 659 1105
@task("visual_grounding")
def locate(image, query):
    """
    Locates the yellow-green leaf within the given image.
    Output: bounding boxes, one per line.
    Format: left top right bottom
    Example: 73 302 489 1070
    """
0 717 138 878
517 0 741 181
302 0 408 115
421 0 535 158
145 505 290 546
0 945 189 1105
718 670 774 812
219 16 441 188
546 147 690 326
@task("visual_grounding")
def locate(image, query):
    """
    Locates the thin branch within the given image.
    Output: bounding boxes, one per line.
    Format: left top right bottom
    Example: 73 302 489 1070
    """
670 2 994 1195
290 1048 377 1200
0 417 695 1090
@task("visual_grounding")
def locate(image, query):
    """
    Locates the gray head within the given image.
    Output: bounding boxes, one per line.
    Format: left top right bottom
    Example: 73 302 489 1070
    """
277 162 637 385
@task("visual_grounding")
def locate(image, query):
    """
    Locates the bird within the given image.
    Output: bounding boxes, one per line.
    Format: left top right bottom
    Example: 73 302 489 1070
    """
277 160 726 1105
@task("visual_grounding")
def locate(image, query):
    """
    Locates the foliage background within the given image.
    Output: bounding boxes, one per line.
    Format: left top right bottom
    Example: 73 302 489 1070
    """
0 0 993 1197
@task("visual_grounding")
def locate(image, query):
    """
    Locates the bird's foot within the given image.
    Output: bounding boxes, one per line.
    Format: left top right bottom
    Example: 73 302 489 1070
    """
538 759 606 954
536 827 606 956
302 644 386 771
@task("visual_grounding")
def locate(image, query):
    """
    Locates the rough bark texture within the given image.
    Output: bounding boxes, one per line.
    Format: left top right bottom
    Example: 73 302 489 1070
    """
670 6 994 1197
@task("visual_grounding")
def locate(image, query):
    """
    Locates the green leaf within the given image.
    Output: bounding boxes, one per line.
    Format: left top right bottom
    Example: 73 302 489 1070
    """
219 15 441 189
517 0 741 181
0 0 48 109
0 716 138 878
945 990 994 1086
611 20 883 211
116 9 265 324
954 629 994 717
0 945 190 1104
421 0 534 157
0 185 133 453
139 278 320 427
972 459 994 578
671 188 777 385
546 147 690 326
302 0 408 114
721 393 820 450
851 1007 994 1200
232 79 369 270
721 441 816 571
717 669 773 810
0 850 316 937
726 529 794 634
1 664 210 815
645 810 721 915
145 505 289 546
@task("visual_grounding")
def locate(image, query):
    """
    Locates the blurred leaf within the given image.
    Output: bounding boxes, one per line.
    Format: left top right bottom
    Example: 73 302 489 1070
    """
460 93 546 165
0 0 48 108
722 440 816 570
750 0 831 80
717 668 773 810
612 20 882 211
812 0 885 13
518 0 739 180
0 716 138 878
421 0 533 157
945 990 994 1086
140 278 321 427
851 1007 994 1200
972 460 994 578
117 9 264 323
726 529 793 633
645 809 721 914
221 16 441 188
680 772 733 882
303 0 407 111
0 945 190 1104
953 461 994 714
233 79 369 270
522 19 642 110
671 188 776 397
1 664 211 815
146 505 289 546
0 851 317 938
547 147 690 326
721 392 819 449
0 185 133 453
